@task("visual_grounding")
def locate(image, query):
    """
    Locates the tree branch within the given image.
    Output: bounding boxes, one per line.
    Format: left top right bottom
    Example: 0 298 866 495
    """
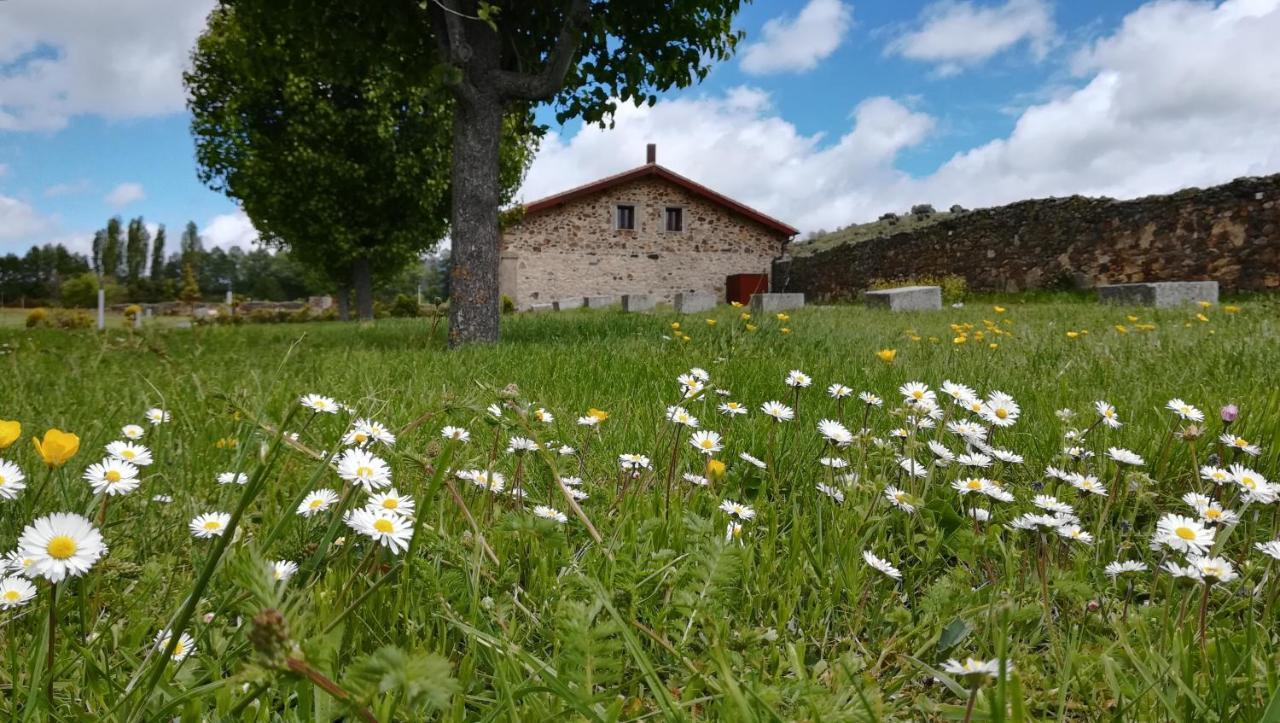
490 0 591 101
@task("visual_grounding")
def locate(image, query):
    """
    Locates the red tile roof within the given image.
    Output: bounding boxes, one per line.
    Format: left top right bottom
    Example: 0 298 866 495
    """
520 163 799 238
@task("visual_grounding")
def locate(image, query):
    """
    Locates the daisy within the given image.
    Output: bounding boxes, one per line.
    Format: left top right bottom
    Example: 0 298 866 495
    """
533 408 554 424
884 486 916 513
989 448 1024 464
969 508 991 522
718 401 748 416
1068 474 1108 497
985 486 1015 503
1187 555 1238 584
898 457 928 478
1231 465 1275 503
947 421 988 443
1108 448 1144 466
1200 466 1232 485
817 419 853 446
689 430 723 456
688 367 710 382
785 370 812 388
941 380 977 403
816 483 845 503
1220 433 1261 456
336 449 392 491
299 394 339 414
1162 561 1198 579
346 508 413 553
862 551 901 580
533 505 568 524
1033 495 1073 515
560 475 583 487
1055 408 1076 422
942 658 1006 680
957 452 992 468
618 454 651 472
465 470 506 494
298 489 340 517
122 424 146 440
719 500 756 520
343 419 396 447
218 472 249 486
683 473 709 487
927 441 955 465
1064 446 1095 460
487 403 504 419
1105 560 1148 577
739 452 766 469
1254 540 1280 561
819 457 849 468
1057 525 1093 544
83 459 141 496
189 512 231 539
154 630 197 662
1095 401 1121 429
507 436 540 453
271 560 298 584
725 521 745 544
367 489 415 518
440 426 470 443
858 391 883 407
152 495 172 503
1155 514 1215 554
106 441 153 466
144 408 171 425
0 460 27 500
1166 399 1205 422
759 401 794 422
1196 502 1238 526
0 576 37 608
953 477 991 495
980 392 1020 427
827 383 853 399
1044 466 1073 482
18 513 106 583
1183 492 1213 509
899 382 936 406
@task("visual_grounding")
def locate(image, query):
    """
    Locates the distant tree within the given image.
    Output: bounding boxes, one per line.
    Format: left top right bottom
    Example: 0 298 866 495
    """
102 217 124 278
125 217 151 283
178 263 202 305
910 204 936 217
91 230 105 275
150 225 167 279
180 221 204 269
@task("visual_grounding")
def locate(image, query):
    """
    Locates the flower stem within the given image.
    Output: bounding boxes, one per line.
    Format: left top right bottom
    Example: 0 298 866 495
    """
46 581 57 706
961 685 979 723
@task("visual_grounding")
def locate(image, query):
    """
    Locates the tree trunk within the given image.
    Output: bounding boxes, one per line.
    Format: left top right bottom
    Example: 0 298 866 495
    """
352 256 374 321
336 284 350 321
447 90 504 347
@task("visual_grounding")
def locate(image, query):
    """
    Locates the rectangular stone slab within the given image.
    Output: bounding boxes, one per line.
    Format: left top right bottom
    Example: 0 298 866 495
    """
1097 281 1219 308
552 298 583 311
864 285 942 311
528 303 554 313
750 293 805 312
584 295 617 309
673 291 717 314
622 294 655 312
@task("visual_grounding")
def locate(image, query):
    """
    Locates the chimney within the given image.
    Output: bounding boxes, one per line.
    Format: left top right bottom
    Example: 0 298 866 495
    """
646 143 656 164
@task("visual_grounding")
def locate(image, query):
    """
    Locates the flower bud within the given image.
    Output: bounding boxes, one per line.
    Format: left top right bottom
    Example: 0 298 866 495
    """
1221 404 1239 423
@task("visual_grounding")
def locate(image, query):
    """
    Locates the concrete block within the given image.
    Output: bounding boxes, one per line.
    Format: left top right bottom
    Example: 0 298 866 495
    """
864 285 942 312
528 303 554 313
584 295 617 309
553 297 583 311
674 291 717 314
622 294 655 312
750 293 805 312
1097 281 1218 308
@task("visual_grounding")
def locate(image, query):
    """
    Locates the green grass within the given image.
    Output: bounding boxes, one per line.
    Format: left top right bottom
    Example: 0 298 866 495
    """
2 298 1279 720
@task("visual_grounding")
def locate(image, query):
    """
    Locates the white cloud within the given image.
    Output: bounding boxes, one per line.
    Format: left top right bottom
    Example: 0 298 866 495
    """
887 0 1055 75
522 0 1280 233
0 0 214 131
201 209 260 249
43 179 92 198
104 182 146 208
0 195 56 242
740 0 853 75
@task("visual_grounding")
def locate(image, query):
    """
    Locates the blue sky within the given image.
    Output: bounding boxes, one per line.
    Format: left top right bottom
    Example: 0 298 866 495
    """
3 0 1279 254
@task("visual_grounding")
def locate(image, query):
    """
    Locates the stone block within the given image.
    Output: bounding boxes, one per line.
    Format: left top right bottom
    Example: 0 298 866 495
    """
1097 281 1219 308
553 297 583 311
528 303 554 313
584 295 617 309
622 294 655 312
673 291 717 314
749 293 804 312
864 285 942 311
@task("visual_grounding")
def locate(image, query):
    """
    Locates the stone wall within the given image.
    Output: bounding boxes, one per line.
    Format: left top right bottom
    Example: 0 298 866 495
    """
501 177 788 308
782 174 1280 299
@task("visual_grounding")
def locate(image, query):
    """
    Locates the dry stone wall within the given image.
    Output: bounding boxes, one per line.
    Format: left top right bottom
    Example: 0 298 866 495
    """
501 178 788 308
781 175 1280 299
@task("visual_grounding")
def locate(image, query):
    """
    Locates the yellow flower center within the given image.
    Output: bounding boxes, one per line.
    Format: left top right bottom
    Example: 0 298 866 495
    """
309 499 324 509
172 640 186 656
203 521 221 530
3 590 19 601
966 480 982 490
1205 508 1221 519
354 433 367 443
46 535 77 560
912 390 924 399
1242 477 1257 489
701 440 713 449
382 499 399 509
373 519 394 533
1234 438 1247 446
0 476 5 485
356 466 373 478
106 470 121 482
1175 527 1196 540
995 408 1008 419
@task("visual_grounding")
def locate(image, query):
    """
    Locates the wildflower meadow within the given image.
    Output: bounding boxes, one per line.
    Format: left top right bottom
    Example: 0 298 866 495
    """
1 296 1278 721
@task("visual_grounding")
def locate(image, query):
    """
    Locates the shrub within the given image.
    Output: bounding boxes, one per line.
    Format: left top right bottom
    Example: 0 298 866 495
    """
910 204 935 216
501 295 516 314
51 310 94 329
389 294 421 318
949 204 966 214
124 304 143 321
25 308 48 328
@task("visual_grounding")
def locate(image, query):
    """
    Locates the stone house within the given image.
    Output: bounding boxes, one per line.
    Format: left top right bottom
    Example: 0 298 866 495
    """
500 145 798 309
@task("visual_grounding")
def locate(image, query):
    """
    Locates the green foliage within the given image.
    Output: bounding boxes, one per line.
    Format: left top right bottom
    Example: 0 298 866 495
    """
60 272 123 308
501 294 516 315
388 294 421 318
345 646 458 713
24 307 47 327
179 263 202 304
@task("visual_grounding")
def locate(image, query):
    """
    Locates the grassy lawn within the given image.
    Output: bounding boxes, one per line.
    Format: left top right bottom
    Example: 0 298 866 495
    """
2 297 1279 720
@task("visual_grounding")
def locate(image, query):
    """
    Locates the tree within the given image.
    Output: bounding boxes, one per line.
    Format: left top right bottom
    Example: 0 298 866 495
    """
186 3 534 321
102 216 124 279
91 230 105 275
125 217 151 283
150 225 167 280
178 263 202 305
180 221 204 268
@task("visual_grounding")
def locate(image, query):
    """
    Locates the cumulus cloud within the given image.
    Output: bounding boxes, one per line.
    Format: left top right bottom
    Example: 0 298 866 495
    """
521 0 1280 233
104 182 146 208
887 0 1055 76
0 195 56 242
44 179 92 198
0 0 214 131
201 209 260 249
739 0 853 75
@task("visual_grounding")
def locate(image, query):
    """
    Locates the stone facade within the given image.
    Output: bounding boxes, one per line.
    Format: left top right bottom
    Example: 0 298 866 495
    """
501 177 790 309
782 175 1280 299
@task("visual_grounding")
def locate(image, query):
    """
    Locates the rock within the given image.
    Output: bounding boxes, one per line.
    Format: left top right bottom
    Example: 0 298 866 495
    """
622 294 655 312
749 293 805 312
1097 281 1219 307
553 298 583 311
583 295 617 309
864 285 942 312
674 291 717 314
529 304 554 313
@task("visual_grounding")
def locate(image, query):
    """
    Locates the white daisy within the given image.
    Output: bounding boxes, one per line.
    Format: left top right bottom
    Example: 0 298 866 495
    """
690 430 723 456
533 408 555 424
1108 448 1144 466
941 658 1006 680
218 472 249 486
683 473 709 487
953 477 992 495
1155 514 1214 555
1057 524 1093 544
367 488 415 519
899 382 936 406
440 426 470 443
817 419 853 447
0 576 37 608
1105 560 1148 577
297 489 340 517
1166 399 1204 423
346 507 413 553
827 383 853 399
18 513 106 583
718 401 748 416
271 560 298 584
898 457 929 478
759 401 794 422
189 512 231 539
533 505 568 524
858 391 883 407
816 483 845 503
980 392 1020 427
989 447 1024 464
957 452 992 468
941 380 977 404
299 394 339 414
1187 555 1238 584
1254 540 1280 561
1033 495 1074 515
1230 465 1274 503
785 370 812 388
83 459 141 496
154 629 197 661
506 436 540 453
719 499 756 519
106 441 153 466
1220 433 1261 457
121 424 146 440
144 408 171 425
1200 466 1233 485
884 486 916 513
862 551 901 580
819 457 849 469
0 460 27 500
336 448 392 491
739 452 767 469
1095 401 1122 429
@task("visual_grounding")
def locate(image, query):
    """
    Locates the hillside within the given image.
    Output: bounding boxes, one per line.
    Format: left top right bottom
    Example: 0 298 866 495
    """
790 208 958 256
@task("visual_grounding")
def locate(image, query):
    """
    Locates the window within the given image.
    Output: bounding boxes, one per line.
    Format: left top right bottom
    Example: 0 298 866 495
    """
665 207 684 232
616 205 635 230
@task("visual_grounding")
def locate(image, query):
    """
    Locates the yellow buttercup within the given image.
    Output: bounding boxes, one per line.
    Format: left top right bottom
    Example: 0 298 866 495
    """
34 428 80 468
0 420 19 450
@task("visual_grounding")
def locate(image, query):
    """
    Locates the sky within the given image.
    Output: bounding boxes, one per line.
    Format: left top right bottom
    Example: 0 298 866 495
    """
2 0 1279 256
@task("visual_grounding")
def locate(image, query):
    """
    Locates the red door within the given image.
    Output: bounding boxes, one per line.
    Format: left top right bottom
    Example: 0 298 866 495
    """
725 273 768 305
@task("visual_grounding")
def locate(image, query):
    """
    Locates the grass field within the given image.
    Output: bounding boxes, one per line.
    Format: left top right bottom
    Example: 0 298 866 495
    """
2 297 1279 721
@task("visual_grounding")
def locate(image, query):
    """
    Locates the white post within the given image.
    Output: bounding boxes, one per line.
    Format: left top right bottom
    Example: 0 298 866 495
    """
133 309 143 329
225 288 233 305
96 287 106 331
